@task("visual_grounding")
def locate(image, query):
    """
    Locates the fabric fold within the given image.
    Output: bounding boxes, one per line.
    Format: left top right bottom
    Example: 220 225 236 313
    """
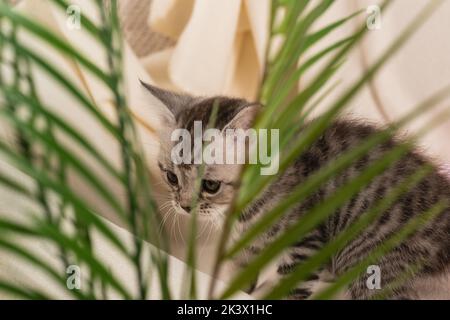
144 0 270 100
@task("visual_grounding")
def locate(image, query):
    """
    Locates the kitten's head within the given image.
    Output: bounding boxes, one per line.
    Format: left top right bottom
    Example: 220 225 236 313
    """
142 82 259 223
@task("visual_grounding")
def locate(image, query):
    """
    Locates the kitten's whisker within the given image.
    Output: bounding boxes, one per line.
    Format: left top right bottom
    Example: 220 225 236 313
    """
198 221 213 257
204 221 215 255
176 213 185 244
158 204 172 214
169 208 178 243
157 201 173 228
158 206 173 236
158 200 173 210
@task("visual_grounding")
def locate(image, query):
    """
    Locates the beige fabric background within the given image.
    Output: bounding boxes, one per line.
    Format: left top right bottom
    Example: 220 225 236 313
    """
1 0 449 298
120 0 174 57
0 0 251 299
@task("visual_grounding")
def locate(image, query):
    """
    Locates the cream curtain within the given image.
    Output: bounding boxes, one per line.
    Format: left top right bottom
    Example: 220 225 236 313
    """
144 0 450 164
143 0 270 100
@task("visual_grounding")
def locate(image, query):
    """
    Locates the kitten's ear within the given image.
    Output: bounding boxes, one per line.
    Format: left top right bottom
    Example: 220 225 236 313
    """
223 104 261 130
140 80 194 117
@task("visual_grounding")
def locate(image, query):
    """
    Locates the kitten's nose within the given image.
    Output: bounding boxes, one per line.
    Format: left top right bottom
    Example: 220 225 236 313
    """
181 206 191 213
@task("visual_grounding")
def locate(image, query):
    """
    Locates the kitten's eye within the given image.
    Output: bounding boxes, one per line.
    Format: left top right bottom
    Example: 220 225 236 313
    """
166 171 178 186
202 180 221 194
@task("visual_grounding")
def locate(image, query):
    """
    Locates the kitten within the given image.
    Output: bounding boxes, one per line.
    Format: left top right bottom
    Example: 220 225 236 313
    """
142 82 450 300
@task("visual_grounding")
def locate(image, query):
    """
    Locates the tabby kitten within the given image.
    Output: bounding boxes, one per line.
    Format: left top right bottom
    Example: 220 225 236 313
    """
142 82 450 300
